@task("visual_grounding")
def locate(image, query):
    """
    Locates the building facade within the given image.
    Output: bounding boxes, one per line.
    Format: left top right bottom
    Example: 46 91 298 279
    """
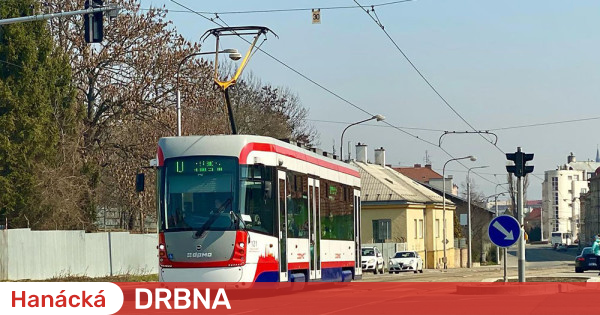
541 153 600 242
352 144 456 269
580 168 600 247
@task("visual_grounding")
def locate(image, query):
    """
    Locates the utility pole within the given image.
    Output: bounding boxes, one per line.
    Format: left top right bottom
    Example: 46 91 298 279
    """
506 147 534 282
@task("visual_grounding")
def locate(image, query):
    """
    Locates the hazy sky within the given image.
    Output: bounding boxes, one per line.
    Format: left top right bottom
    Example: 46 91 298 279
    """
140 0 600 200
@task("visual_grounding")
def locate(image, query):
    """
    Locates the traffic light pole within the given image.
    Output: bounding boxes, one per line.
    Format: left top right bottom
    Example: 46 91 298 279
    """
506 146 534 283
517 175 525 282
0 6 118 26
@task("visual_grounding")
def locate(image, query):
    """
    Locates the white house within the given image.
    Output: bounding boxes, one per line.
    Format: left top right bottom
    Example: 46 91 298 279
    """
541 152 600 242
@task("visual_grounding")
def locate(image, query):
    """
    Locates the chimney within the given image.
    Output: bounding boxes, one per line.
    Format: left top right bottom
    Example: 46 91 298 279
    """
374 147 385 167
425 164 432 169
414 164 422 168
356 143 367 163
568 152 576 164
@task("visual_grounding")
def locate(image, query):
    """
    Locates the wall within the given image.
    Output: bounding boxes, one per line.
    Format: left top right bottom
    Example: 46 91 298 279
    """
362 242 407 267
360 207 404 244
0 229 157 280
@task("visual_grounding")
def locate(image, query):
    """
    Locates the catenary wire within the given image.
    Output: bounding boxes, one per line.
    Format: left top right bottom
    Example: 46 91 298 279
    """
352 0 507 156
170 0 501 187
143 1 414 15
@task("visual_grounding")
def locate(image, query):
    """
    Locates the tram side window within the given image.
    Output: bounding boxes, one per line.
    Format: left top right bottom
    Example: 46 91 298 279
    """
320 180 354 241
240 165 277 236
287 172 309 238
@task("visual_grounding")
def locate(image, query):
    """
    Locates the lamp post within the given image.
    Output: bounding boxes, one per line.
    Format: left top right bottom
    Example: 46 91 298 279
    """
176 49 241 136
442 155 476 269
466 165 488 268
494 183 508 264
339 114 385 161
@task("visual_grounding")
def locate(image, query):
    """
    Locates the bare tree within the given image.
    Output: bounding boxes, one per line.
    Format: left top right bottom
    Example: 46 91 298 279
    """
506 173 529 217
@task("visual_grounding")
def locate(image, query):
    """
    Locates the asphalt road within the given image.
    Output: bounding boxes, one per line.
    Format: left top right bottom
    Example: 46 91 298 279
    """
360 244 593 282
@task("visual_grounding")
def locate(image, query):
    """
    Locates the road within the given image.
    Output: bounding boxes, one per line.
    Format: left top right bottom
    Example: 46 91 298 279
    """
359 244 596 282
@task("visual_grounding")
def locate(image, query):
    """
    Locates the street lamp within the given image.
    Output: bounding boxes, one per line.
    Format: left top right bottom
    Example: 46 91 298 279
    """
175 49 241 136
442 155 476 269
339 114 385 161
466 165 488 268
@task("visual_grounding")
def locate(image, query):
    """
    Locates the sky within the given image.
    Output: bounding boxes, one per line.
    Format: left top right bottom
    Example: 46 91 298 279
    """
139 0 600 200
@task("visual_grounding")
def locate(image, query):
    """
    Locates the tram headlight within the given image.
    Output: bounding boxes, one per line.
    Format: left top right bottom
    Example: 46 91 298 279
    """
159 244 165 250
239 242 245 248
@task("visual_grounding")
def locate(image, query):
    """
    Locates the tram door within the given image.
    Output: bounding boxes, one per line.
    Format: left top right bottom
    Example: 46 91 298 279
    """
354 189 362 277
309 178 321 280
278 170 288 282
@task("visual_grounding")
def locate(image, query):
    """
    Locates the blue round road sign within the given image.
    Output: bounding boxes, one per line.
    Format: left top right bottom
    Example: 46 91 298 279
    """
488 215 520 248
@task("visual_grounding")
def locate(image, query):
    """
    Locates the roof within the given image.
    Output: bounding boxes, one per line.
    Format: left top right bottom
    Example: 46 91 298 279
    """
417 181 494 214
393 164 442 183
351 161 447 204
526 200 542 206
525 208 541 221
567 161 600 172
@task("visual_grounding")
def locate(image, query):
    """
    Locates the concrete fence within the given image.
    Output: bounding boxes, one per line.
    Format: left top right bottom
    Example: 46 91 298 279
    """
362 243 407 265
0 229 157 280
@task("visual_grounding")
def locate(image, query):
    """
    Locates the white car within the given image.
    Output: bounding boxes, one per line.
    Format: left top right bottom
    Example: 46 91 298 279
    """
361 247 384 274
388 251 423 274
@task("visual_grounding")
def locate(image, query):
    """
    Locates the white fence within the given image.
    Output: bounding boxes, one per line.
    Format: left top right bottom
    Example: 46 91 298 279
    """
0 229 157 280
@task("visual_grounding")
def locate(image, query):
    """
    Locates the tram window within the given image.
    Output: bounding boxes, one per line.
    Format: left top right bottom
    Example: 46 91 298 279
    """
240 165 276 236
320 181 354 241
287 172 308 239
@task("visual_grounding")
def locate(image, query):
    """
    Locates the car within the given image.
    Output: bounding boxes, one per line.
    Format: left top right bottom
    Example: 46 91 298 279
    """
575 247 599 273
388 251 423 274
361 247 384 274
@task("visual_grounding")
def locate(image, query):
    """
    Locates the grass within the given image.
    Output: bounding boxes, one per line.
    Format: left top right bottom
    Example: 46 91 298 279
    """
495 277 589 282
12 274 158 282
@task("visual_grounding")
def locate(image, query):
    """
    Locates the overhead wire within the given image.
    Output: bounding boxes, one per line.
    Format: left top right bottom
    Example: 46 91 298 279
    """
352 0 508 158
144 1 414 15
311 115 600 132
170 0 501 187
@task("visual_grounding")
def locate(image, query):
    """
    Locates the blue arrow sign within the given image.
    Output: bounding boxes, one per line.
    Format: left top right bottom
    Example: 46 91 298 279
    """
488 215 520 248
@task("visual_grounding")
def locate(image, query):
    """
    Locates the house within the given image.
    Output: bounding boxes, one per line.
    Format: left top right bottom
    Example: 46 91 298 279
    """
351 144 456 269
420 183 495 264
394 164 458 196
580 167 600 247
524 208 542 242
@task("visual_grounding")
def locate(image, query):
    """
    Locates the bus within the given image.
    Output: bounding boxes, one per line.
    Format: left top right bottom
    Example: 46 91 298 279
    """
153 135 362 282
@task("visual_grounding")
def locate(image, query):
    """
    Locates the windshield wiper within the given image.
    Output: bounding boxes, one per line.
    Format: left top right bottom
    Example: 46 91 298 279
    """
194 198 232 238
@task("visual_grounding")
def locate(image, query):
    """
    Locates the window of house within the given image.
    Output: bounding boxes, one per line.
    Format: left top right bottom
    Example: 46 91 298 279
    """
414 219 418 239
435 219 440 238
418 219 423 239
372 219 391 243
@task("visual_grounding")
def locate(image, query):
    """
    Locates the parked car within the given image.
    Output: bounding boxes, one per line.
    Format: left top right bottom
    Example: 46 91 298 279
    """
361 247 384 274
575 247 599 273
388 251 423 274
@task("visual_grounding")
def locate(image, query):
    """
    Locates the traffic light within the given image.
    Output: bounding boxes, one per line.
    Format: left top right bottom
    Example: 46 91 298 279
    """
506 147 534 178
84 0 104 43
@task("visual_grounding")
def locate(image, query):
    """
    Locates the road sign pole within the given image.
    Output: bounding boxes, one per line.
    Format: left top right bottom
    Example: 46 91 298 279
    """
503 248 507 282
517 175 525 282
488 214 520 283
